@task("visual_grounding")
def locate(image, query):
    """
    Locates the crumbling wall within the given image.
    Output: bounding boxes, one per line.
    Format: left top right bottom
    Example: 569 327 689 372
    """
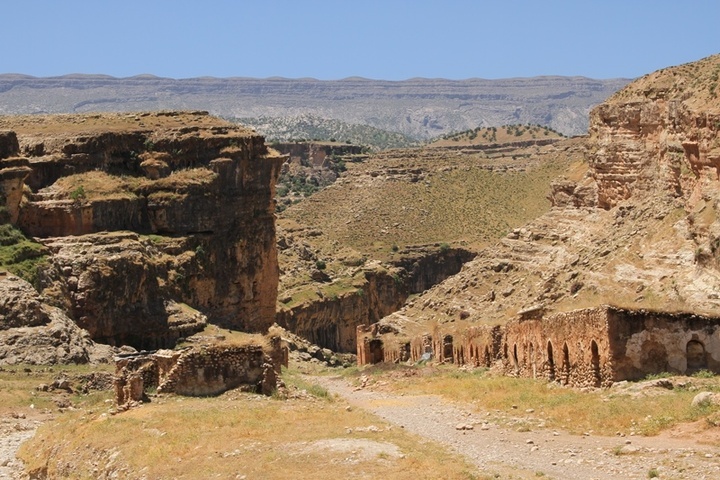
608 308 720 380
501 308 613 388
114 340 284 407
359 305 720 388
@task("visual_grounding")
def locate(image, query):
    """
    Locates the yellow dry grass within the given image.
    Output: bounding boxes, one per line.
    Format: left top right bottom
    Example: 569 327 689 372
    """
16 366 482 480
354 365 720 439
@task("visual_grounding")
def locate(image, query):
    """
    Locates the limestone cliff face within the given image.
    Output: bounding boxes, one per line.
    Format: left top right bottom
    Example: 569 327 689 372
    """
0 112 284 350
564 54 720 210
0 272 112 364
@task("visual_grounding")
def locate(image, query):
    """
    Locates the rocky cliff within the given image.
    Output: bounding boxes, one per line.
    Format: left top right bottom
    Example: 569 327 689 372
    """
371 54 720 351
0 111 284 355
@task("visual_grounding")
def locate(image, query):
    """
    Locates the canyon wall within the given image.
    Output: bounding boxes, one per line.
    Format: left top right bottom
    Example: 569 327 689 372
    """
0 112 284 352
276 247 475 353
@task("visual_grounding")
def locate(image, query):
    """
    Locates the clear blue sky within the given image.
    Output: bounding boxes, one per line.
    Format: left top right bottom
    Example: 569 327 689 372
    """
3 1 718 80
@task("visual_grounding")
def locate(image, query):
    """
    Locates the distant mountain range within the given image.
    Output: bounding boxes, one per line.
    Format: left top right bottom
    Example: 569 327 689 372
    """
0 74 630 139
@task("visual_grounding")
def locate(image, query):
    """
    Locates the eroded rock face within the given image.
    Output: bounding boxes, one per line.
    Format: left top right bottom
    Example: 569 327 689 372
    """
0 112 284 353
0 272 112 365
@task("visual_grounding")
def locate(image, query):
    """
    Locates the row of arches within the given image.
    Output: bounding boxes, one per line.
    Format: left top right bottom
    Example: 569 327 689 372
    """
457 337 604 387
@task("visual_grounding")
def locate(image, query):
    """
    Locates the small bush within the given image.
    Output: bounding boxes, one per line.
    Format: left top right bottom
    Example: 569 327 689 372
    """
315 260 326 270
70 185 86 201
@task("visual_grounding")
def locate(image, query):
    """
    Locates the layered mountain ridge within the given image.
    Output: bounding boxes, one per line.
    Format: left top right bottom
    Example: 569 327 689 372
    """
0 74 630 139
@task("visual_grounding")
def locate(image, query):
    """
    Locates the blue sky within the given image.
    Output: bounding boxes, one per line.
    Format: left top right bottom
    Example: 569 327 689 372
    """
3 1 718 80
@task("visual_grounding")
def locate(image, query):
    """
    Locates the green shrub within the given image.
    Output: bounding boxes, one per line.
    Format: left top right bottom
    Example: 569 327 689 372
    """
70 185 86 201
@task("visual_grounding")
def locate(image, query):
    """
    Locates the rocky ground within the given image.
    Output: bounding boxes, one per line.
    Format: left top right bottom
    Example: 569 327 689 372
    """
0 412 43 479
313 375 720 479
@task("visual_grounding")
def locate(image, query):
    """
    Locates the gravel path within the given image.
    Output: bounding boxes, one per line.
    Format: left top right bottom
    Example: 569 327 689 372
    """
0 414 39 480
312 375 720 480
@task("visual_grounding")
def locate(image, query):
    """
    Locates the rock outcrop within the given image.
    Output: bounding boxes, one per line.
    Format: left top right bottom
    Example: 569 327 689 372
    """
0 111 284 354
0 272 113 364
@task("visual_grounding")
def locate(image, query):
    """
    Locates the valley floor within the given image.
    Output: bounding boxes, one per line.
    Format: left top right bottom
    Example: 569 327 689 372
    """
312 374 720 479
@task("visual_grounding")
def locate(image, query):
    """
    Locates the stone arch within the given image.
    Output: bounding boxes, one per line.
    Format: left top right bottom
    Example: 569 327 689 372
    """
368 339 384 364
687 339 707 372
590 340 601 387
547 341 555 381
561 342 570 385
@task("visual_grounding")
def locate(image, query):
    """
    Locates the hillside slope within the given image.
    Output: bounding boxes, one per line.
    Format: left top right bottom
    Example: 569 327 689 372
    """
376 53 720 337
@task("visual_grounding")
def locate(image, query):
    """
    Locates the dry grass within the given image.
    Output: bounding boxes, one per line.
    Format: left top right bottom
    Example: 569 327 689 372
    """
47 167 217 203
283 147 579 258
0 111 252 135
0 364 114 414
352 364 720 438
17 366 482 480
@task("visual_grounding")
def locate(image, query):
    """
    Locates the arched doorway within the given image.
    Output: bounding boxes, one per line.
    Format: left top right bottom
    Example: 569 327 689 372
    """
547 341 555 381
512 344 519 373
687 340 707 372
590 340 601 387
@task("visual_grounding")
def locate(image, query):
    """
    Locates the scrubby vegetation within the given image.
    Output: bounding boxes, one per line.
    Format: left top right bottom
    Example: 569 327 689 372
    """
0 224 47 286
234 114 419 150
13 364 478 480
433 124 565 146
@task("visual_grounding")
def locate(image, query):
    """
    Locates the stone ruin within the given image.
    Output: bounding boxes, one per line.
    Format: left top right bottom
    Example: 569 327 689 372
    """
358 305 720 388
114 336 288 407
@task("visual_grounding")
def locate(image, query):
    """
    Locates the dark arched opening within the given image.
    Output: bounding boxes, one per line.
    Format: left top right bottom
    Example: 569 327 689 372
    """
687 340 707 373
561 343 570 385
547 341 555 381
590 340 601 387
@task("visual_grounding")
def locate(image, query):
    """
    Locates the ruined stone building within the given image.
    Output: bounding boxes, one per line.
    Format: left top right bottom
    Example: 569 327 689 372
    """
358 305 720 387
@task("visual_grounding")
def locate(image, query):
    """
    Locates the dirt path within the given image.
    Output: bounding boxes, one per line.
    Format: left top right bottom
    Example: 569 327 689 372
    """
311 375 720 480
0 413 39 480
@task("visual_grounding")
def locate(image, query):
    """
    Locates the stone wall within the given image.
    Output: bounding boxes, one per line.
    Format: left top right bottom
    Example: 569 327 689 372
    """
359 305 720 388
608 308 720 380
114 339 284 406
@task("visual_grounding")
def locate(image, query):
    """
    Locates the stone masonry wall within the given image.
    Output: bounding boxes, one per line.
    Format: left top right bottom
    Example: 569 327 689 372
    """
359 305 720 388
114 339 284 407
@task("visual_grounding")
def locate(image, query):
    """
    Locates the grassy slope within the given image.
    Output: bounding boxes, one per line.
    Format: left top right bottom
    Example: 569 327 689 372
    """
282 140 585 258
431 124 564 147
